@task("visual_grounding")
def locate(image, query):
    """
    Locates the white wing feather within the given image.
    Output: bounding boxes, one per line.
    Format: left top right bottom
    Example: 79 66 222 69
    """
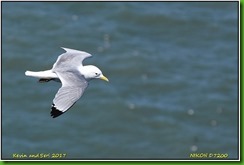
52 47 92 71
51 69 88 118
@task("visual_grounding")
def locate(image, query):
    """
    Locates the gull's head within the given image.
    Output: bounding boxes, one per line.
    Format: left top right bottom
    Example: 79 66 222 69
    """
81 65 109 82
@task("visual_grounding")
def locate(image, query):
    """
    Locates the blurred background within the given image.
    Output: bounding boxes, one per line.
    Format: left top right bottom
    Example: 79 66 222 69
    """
2 2 238 159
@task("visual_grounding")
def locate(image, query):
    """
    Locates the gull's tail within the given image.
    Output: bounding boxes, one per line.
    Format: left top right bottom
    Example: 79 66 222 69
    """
25 70 58 79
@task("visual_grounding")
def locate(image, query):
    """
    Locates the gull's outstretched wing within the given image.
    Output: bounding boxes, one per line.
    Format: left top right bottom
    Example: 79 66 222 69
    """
51 70 88 118
52 47 92 71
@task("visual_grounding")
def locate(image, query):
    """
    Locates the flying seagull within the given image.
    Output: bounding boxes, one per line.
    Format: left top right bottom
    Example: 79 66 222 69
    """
25 47 109 118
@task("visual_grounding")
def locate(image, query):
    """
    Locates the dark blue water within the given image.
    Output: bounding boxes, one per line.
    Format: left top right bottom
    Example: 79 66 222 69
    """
2 2 239 160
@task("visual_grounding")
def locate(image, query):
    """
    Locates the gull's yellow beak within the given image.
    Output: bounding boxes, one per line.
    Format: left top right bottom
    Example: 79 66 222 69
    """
100 75 109 82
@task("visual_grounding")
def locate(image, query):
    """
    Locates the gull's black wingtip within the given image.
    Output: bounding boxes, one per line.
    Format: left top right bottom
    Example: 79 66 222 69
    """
51 104 63 118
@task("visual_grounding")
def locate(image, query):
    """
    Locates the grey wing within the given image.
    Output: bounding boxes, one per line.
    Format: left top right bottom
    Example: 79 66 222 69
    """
52 47 92 71
51 71 88 118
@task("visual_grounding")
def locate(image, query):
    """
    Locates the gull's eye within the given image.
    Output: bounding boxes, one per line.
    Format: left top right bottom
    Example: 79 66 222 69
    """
95 73 99 76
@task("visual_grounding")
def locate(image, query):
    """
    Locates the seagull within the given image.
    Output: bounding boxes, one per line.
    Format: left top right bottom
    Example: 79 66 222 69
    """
25 47 109 118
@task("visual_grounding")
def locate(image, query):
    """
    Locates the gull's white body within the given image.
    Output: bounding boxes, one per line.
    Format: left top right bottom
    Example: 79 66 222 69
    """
25 65 105 81
25 47 108 118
